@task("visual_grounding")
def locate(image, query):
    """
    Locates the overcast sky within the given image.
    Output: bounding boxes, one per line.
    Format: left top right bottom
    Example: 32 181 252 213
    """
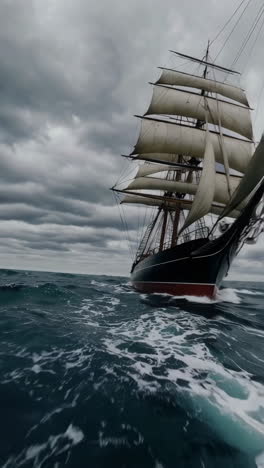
0 0 263 280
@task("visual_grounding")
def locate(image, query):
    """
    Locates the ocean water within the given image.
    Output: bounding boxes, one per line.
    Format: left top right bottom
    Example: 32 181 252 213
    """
0 270 264 468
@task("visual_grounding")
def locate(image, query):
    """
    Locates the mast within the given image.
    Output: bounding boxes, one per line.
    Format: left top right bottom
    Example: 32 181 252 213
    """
169 50 240 74
170 156 183 247
171 41 210 246
203 41 210 78
195 41 210 130
114 43 253 263
159 207 168 251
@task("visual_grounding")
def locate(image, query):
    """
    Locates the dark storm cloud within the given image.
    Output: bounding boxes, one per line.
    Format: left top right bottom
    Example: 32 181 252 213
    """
0 1 132 145
229 237 264 280
0 0 263 275
243 247 264 262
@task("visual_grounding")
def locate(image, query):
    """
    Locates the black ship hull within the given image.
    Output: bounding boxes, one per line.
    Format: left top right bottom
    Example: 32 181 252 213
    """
131 183 264 298
131 236 235 298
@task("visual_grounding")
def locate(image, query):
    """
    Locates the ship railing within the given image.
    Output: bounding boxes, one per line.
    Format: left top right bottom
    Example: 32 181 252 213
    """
135 226 213 261
178 226 211 243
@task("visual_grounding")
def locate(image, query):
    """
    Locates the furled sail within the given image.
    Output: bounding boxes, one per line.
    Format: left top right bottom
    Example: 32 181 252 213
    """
157 68 249 106
125 172 240 205
132 118 253 173
221 135 264 217
146 86 253 139
179 129 216 233
121 194 240 219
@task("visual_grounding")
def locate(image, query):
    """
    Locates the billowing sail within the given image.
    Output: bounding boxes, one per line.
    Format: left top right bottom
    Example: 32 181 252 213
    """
146 86 253 139
221 135 264 217
179 130 215 233
136 153 180 165
121 194 240 219
157 68 249 106
112 44 264 298
126 172 240 205
132 118 253 173
136 163 179 178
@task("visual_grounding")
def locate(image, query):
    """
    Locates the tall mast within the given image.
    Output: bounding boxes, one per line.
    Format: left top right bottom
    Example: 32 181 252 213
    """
196 40 210 129
115 39 253 265
203 40 210 78
170 156 184 247
159 208 168 251
170 42 211 247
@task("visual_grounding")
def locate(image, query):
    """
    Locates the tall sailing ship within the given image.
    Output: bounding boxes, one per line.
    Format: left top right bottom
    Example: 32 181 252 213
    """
112 46 264 298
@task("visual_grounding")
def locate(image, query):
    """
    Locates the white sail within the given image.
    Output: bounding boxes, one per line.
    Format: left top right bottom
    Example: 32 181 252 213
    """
121 194 240 218
146 86 253 139
157 68 249 106
136 163 179 178
126 172 240 205
179 129 216 233
221 135 264 217
122 193 183 208
133 118 253 173
136 153 180 164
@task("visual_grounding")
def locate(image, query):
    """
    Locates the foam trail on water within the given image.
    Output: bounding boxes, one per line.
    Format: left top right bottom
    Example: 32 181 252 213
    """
183 381 264 456
256 452 264 467
236 288 264 296
103 308 264 457
151 288 241 305
216 288 241 304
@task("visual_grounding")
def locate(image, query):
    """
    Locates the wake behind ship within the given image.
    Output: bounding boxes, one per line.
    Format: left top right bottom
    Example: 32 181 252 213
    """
112 45 264 297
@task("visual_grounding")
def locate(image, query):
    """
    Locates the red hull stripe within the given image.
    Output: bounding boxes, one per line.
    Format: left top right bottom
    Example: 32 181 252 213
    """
132 281 216 298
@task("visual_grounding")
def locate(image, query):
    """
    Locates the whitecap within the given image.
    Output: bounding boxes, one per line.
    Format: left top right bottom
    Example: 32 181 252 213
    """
256 451 264 467
237 288 264 296
173 294 217 304
103 308 264 457
90 279 110 289
31 364 41 374
65 424 84 444
145 288 241 305
26 443 46 460
216 287 241 304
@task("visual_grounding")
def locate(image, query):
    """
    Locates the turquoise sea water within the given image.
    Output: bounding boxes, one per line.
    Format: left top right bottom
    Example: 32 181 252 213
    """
0 269 264 467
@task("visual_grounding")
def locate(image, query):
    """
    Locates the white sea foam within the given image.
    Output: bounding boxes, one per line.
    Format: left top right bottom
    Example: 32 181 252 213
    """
155 461 165 468
26 443 46 460
112 282 137 294
103 309 264 457
65 424 84 444
79 294 120 317
256 452 264 467
90 279 109 288
236 288 264 296
31 364 41 374
147 288 242 305
3 424 84 467
216 288 241 304
98 422 144 449
174 294 218 304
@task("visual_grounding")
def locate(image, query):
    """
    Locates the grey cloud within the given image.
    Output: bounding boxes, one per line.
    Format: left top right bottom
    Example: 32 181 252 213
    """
0 0 263 276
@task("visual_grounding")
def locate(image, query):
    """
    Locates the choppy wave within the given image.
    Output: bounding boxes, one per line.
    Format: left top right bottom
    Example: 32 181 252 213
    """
0 270 263 467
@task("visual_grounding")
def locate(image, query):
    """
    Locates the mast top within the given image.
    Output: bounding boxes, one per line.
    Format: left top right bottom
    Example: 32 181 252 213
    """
169 50 241 75
203 40 210 78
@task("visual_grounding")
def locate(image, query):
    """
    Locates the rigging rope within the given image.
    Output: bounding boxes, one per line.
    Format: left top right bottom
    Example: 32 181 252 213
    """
113 191 134 260
254 80 264 127
210 0 249 45
213 0 253 61
242 7 264 73
229 3 264 71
